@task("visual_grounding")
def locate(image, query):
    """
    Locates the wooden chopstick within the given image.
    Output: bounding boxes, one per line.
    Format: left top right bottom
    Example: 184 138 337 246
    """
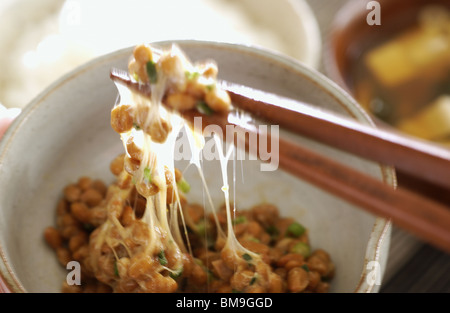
223 82 450 191
110 70 450 253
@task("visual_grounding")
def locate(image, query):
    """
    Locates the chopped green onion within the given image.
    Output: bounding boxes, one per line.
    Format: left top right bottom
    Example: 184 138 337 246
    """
266 225 279 238
133 122 141 130
206 269 216 282
83 223 94 232
113 261 119 277
248 237 260 243
196 220 207 236
158 250 168 266
132 72 140 82
185 70 200 80
232 289 242 293
177 178 191 193
242 253 252 262
206 84 215 91
291 242 311 258
286 222 306 238
146 60 158 84
170 267 183 279
301 264 310 272
143 167 152 184
232 215 247 225
250 274 258 285
196 101 214 115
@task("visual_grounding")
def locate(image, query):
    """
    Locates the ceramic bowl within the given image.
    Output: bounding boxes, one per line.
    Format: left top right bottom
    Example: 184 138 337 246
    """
0 40 393 293
325 0 450 95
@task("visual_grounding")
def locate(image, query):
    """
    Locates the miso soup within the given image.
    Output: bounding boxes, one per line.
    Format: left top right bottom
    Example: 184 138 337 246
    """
349 5 450 145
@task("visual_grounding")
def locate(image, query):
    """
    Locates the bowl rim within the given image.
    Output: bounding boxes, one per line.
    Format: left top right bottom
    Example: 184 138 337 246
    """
0 39 393 293
287 0 323 68
322 0 368 93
